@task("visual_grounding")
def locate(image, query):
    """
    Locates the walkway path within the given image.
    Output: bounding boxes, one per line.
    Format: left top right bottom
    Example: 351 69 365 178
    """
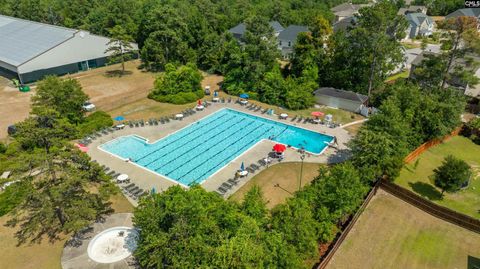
340 118 368 128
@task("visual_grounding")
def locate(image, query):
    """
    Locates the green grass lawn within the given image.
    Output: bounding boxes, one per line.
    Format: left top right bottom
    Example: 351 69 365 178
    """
327 190 480 269
396 136 480 219
402 42 421 49
229 162 322 209
385 70 410 82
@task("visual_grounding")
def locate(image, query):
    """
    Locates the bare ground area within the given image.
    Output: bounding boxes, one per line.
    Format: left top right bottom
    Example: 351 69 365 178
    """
327 190 480 269
0 61 225 140
229 162 322 209
0 77 34 140
65 60 158 112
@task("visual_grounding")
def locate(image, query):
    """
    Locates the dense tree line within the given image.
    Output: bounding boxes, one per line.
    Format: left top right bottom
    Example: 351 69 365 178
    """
412 0 465 16
134 163 368 268
350 81 465 181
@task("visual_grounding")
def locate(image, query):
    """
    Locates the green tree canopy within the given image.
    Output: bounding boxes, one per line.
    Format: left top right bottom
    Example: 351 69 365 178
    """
149 63 204 104
105 25 135 75
32 76 88 125
6 146 116 244
434 155 472 195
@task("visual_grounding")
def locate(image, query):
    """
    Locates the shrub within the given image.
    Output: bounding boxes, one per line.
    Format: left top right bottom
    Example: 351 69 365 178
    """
434 155 472 195
149 63 203 104
464 118 480 144
0 142 6 154
77 111 113 137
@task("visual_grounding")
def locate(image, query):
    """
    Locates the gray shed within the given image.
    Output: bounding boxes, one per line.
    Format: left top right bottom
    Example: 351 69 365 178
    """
314 87 368 113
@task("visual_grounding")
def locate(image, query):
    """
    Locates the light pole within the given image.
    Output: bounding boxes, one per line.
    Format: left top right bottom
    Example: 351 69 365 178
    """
299 148 306 191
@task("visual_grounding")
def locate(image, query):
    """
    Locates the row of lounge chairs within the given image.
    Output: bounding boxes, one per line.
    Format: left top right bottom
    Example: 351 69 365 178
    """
288 115 340 127
102 165 147 200
79 126 120 145
215 161 264 196
122 183 148 200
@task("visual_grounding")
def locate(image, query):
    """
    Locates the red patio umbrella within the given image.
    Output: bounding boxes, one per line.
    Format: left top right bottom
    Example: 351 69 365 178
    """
311 111 324 117
197 99 202 106
74 143 88 152
273 143 286 153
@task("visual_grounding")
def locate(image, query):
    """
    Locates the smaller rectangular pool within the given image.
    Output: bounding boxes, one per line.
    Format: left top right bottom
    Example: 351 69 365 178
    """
100 108 333 186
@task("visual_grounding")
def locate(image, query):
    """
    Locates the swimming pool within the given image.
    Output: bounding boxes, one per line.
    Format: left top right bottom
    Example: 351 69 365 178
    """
100 108 333 186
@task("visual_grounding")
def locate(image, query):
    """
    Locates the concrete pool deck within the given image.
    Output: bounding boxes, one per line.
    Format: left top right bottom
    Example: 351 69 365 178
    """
61 213 136 269
86 102 352 204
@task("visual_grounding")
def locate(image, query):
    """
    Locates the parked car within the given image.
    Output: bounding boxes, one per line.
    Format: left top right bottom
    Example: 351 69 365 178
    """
82 101 96 112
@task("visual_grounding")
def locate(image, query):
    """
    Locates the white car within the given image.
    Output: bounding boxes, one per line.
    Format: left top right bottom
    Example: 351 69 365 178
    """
82 101 96 112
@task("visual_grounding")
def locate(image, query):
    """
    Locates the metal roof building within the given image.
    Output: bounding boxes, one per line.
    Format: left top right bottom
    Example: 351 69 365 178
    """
0 15 138 83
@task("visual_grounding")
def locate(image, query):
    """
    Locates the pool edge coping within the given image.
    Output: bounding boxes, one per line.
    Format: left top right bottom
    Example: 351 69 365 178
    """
96 107 335 188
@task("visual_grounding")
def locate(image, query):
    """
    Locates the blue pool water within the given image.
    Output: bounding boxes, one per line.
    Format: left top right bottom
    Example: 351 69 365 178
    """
100 108 333 186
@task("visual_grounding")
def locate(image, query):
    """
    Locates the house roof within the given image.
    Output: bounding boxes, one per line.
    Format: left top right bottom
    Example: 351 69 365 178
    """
406 13 433 27
331 3 368 18
397 5 427 15
269 21 285 33
278 25 308 41
228 21 284 36
411 51 439 66
446 8 480 19
333 16 357 32
0 14 77 67
314 87 368 103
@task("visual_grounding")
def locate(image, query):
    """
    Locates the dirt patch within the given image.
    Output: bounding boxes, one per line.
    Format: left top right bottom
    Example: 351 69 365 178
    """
0 80 34 140
65 60 158 112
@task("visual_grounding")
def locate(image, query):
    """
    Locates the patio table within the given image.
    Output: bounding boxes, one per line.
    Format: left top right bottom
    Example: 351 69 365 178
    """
117 174 129 183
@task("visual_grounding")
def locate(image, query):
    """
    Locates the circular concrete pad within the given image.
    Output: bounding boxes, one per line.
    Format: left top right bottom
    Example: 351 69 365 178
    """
61 213 138 269
87 226 138 263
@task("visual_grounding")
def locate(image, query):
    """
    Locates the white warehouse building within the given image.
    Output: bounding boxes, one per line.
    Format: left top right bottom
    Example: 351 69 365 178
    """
0 15 138 83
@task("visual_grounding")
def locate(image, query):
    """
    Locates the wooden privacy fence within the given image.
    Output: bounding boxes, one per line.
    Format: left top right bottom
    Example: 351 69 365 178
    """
379 180 480 234
404 127 462 163
316 181 380 269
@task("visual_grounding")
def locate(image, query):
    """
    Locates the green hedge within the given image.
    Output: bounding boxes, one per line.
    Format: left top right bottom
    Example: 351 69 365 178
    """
149 90 204 104
77 111 113 137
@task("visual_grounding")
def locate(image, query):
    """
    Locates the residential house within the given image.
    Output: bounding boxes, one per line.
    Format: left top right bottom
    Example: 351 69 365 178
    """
278 25 309 59
228 21 284 41
333 16 357 32
445 8 480 29
446 8 480 20
330 3 370 23
314 87 369 113
397 5 427 15
410 52 480 98
403 13 434 40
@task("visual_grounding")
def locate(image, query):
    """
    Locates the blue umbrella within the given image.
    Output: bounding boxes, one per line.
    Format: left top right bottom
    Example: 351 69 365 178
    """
214 91 218 97
114 116 125 121
239 93 249 99
240 162 245 171
151 187 156 195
